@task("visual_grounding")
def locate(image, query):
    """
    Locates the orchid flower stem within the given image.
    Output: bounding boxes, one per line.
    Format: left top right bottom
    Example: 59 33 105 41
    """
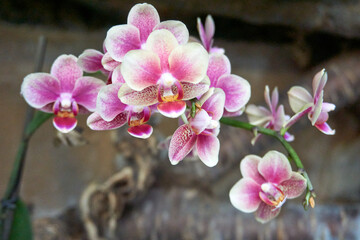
220 117 314 208
0 36 49 240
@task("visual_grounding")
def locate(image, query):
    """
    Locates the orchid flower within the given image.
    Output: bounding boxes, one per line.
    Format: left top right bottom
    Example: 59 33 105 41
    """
229 151 307 223
207 53 251 116
197 15 224 54
21 54 105 133
118 29 210 118
286 69 335 135
246 86 294 144
169 88 225 167
87 78 153 139
104 3 189 85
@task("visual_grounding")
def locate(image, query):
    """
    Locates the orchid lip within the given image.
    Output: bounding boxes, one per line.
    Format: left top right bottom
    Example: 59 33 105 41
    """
259 183 287 209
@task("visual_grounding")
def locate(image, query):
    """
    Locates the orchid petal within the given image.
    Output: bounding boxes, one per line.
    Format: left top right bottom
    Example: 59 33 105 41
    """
154 20 189 45
144 29 179 70
111 65 126 84
197 17 208 50
196 134 219 167
127 3 160 43
240 155 266 185
77 49 104 73
207 53 231 86
205 15 215 45
315 122 335 135
87 112 127 130
105 24 141 62
229 178 262 213
169 42 209 84
216 74 251 112
157 101 186 118
97 83 127 121
169 124 197 165
284 104 312 129
280 172 307 199
223 108 245 117
21 73 60 108
50 55 83 92
273 105 286 131
118 83 158 106
72 76 105 112
201 88 225 121
313 69 327 102
258 151 292 184
127 124 153 139
101 52 120 71
245 105 271 126
283 131 295 142
311 90 323 125
255 202 281 224
271 87 279 113
288 86 313 113
53 115 77 133
322 102 336 112
182 76 210 100
121 49 161 91
189 109 211 134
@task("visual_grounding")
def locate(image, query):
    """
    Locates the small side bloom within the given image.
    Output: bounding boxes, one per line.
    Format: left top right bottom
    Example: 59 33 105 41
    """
168 88 225 167
246 86 293 144
287 69 335 135
229 151 307 223
197 15 224 54
21 54 105 133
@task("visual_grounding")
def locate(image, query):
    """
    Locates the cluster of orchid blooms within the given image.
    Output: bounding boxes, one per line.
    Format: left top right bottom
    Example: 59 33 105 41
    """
20 3 335 223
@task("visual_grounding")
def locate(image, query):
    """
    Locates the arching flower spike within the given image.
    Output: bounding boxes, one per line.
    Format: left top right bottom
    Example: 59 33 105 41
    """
229 151 307 223
21 54 105 133
286 69 335 135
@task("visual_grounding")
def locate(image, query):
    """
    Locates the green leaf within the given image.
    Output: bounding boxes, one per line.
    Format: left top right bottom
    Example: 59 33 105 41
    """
9 199 33 240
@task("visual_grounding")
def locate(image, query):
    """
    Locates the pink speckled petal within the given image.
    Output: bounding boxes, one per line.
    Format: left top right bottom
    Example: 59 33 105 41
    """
50 55 83 92
240 155 266 185
144 29 178 70
280 172 307 199
196 134 219 167
118 83 158 106
72 76 105 112
216 74 251 112
111 65 125 84
288 86 313 113
259 151 292 184
87 112 127 130
96 83 127 121
105 24 141 62
21 73 60 108
229 178 262 213
255 202 281 223
154 20 189 45
127 124 153 139
169 124 197 165
182 76 210 100
121 49 161 91
189 109 211 134
207 53 231 86
101 52 120 71
157 101 186 118
53 115 77 133
169 42 209 84
201 88 225 121
127 3 160 43
315 122 335 135
77 49 104 73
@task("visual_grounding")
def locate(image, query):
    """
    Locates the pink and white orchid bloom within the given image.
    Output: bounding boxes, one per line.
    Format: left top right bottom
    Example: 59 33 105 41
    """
229 151 307 223
207 53 251 116
118 29 210 118
169 88 225 167
246 86 294 144
287 69 336 135
87 77 153 139
197 15 224 54
21 54 105 133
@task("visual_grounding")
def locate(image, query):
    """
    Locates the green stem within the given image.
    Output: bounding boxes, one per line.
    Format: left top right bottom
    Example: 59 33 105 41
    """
220 117 314 206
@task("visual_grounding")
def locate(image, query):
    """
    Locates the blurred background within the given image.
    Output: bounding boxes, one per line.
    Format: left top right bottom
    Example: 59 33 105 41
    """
1 0 360 239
